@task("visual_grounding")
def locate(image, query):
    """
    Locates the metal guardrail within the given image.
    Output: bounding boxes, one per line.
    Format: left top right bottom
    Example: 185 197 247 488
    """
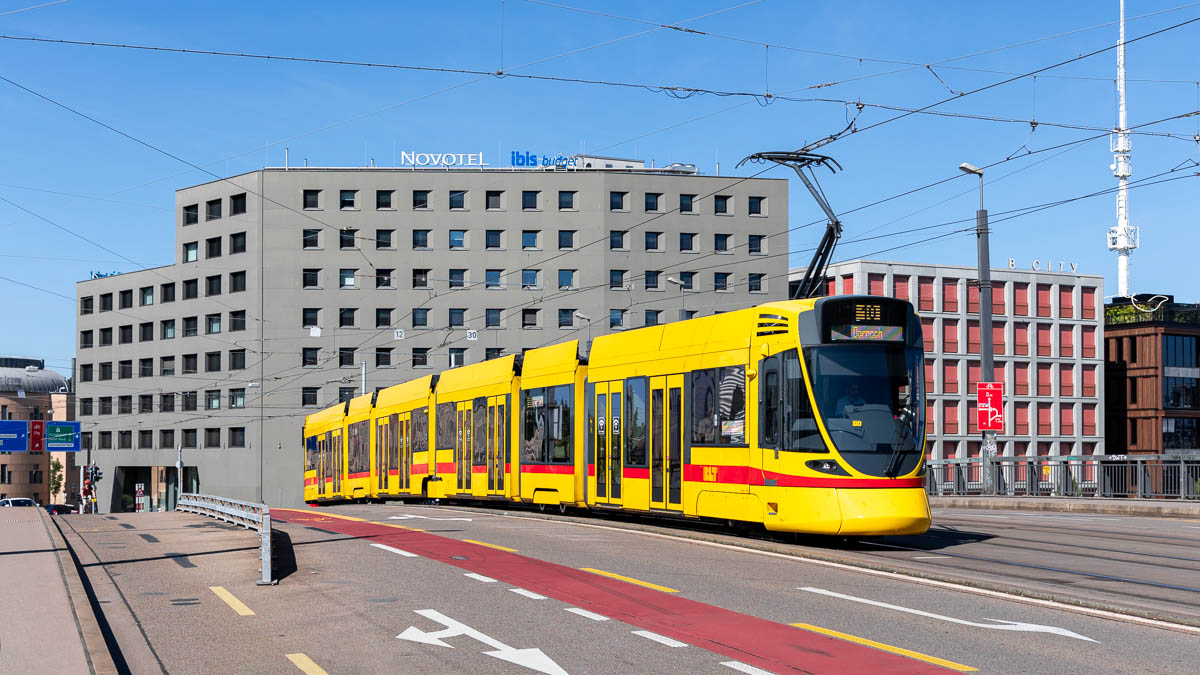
927 454 1200 500
177 493 274 585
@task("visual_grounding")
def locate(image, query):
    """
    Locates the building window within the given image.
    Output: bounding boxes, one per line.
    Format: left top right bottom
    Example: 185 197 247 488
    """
522 191 539 210
748 196 764 215
749 273 765 292
339 308 357 328
340 229 358 249
680 194 695 213
302 387 319 406
118 431 132 449
183 316 198 337
485 229 502 249
230 389 245 409
160 356 175 376
183 279 198 299
522 308 539 328
80 364 93 382
206 198 222 220
159 429 173 448
714 195 730 214
80 330 93 349
119 360 132 379
206 275 222 296
413 308 429 327
449 348 467 368
486 190 503 210
302 308 319 327
645 310 661 326
522 230 540 250
230 231 247 254
748 234 764 254
228 192 246 215
80 398 93 415
303 190 320 209
558 309 574 328
99 396 112 414
119 325 133 344
302 229 320 249
161 319 175 339
412 347 430 367
448 269 465 288
205 428 221 448
339 347 356 367
412 190 429 209
715 233 731 252
645 231 661 251
715 272 731 292
558 191 575 210
206 314 222 334
229 349 246 370
303 268 320 288
376 229 394 249
139 286 154 306
680 271 695 290
486 308 501 327
558 269 575 290
522 269 540 289
486 269 502 289
376 190 393 209
610 231 627 250
139 323 154 342
486 347 504 360
229 427 246 448
182 429 197 448
680 233 696 252
99 327 112 346
183 203 198 224
375 347 393 368
182 354 198 374
412 229 430 249
449 230 466 249
610 309 625 329
376 308 393 328
99 293 112 311
182 391 198 411
340 189 357 209
205 390 221 410
449 190 466 210
118 289 133 309
302 347 319 366
645 270 660 290
645 193 661 212
610 269 627 289
158 392 175 413
80 296 93 315
610 191 627 211
206 236 222 258
376 268 393 289
340 269 357 288
449 308 465 327
183 241 198 262
558 230 575 249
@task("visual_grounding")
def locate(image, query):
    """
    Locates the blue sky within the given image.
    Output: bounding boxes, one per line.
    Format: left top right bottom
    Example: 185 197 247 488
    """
2 0 1198 376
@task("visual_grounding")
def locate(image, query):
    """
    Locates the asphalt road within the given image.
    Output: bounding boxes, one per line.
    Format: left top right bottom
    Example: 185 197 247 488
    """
61 505 1200 674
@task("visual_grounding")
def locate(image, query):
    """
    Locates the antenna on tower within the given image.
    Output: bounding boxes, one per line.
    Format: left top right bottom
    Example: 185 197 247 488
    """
1106 0 1138 297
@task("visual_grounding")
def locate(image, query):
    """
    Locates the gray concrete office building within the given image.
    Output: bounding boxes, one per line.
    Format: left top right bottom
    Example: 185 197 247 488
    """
75 158 788 511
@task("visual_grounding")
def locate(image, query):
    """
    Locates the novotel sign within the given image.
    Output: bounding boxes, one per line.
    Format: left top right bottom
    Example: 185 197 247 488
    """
399 151 487 167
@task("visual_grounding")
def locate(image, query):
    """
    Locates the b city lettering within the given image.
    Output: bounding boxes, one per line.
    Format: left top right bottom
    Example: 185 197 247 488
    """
1009 259 1079 273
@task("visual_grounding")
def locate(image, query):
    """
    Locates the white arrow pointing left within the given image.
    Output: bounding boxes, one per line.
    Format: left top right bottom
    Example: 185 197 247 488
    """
798 587 1098 643
397 609 569 675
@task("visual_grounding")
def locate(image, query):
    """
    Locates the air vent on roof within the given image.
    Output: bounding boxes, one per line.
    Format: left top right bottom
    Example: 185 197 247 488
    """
756 313 790 337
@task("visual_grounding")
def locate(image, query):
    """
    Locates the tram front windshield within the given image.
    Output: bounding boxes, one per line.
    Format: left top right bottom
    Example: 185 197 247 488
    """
804 344 924 477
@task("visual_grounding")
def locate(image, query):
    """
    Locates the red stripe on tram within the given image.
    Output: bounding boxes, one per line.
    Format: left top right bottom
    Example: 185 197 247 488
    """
519 464 575 475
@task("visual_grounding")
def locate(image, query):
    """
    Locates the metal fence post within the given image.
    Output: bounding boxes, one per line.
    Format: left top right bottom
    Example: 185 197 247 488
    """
258 506 273 586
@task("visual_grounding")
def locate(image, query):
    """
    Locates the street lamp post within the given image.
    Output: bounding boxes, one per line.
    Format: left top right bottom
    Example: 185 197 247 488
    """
666 276 686 321
574 312 593 348
959 162 998 493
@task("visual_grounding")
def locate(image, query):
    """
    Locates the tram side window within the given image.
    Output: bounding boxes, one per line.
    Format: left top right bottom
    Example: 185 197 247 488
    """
348 420 370 474
760 357 780 448
435 402 456 449
625 378 649 467
473 397 488 466
411 408 429 453
388 413 399 470
522 385 573 463
782 349 823 452
305 436 318 470
691 366 747 445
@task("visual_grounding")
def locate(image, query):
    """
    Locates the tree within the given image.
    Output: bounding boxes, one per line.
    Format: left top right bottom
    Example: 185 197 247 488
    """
49 458 63 499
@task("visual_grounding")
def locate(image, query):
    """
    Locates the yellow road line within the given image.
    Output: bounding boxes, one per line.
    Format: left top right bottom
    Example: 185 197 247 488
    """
791 623 976 672
581 567 679 593
286 653 329 675
209 586 255 616
311 512 367 522
464 538 517 552
372 521 425 532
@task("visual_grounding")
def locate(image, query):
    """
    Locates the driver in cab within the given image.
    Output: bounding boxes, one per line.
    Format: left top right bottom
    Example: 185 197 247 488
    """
835 383 866 417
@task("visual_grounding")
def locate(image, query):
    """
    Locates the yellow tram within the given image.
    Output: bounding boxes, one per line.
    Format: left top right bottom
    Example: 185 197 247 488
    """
303 296 930 535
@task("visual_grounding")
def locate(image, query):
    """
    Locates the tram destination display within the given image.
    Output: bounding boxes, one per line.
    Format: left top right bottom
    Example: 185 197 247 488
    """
823 299 907 343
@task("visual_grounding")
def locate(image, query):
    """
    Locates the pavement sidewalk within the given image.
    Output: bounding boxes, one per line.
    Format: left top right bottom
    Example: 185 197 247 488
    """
0 508 114 675
929 495 1200 518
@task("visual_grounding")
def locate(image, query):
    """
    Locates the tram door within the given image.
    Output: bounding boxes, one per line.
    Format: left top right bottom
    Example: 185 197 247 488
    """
648 376 684 511
456 401 472 494
487 396 506 496
593 381 624 505
393 413 408 493
376 417 389 493
332 430 343 494
317 434 327 497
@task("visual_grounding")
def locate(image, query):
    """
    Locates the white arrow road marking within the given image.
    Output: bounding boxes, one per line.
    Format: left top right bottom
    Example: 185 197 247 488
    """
370 543 418 558
388 514 473 522
397 609 569 675
798 587 1098 643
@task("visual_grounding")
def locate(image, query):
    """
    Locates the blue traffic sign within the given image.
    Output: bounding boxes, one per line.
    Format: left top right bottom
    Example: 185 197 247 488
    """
0 420 29 452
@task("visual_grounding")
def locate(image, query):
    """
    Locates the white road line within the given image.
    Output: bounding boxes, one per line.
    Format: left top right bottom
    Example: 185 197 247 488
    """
913 556 951 559
632 630 688 647
721 661 775 675
464 572 497 583
370 543 418 558
565 607 609 621
508 588 547 600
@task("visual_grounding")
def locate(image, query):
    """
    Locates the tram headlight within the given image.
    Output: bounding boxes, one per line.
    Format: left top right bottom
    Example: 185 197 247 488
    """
805 459 850 476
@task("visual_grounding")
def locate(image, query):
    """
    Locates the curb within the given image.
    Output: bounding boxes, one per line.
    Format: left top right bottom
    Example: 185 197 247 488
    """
928 496 1200 518
40 511 118 675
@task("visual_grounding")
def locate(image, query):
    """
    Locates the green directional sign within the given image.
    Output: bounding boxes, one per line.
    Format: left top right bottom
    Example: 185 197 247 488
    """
45 421 81 451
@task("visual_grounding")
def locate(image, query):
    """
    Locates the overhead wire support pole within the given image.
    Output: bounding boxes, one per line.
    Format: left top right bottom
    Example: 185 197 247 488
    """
737 150 844 299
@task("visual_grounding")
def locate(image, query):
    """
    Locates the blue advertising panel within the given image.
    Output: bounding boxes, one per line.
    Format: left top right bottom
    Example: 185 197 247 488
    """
45 421 82 452
0 420 29 452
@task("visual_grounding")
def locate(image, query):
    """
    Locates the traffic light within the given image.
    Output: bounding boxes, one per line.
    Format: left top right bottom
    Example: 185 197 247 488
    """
93 467 103 483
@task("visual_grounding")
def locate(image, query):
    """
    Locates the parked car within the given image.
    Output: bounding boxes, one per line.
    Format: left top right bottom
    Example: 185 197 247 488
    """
0 498 38 507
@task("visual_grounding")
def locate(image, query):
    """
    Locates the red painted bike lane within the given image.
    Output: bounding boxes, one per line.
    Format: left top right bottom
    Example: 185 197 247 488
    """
274 509 948 674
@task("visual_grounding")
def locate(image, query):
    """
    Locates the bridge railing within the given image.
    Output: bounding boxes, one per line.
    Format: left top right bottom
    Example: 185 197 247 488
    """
926 454 1200 500
177 493 274 585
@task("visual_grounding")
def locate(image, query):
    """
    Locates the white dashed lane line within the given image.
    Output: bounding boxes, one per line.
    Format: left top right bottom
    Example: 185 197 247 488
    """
564 607 609 621
464 572 497 583
721 661 775 675
370 543 419 558
632 630 688 647
508 588 547 600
